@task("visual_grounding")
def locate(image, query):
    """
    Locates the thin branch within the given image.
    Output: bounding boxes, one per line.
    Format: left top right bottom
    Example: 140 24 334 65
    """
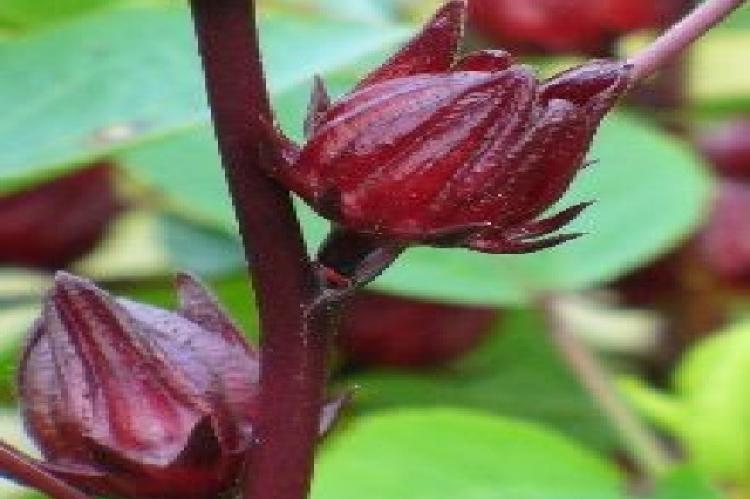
539 296 672 480
0 441 90 499
629 0 747 81
188 2 330 499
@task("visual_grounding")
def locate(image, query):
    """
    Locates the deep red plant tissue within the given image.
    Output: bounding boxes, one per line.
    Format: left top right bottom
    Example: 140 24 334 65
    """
265 1 632 256
338 292 498 368
468 0 678 54
18 273 340 499
0 164 121 269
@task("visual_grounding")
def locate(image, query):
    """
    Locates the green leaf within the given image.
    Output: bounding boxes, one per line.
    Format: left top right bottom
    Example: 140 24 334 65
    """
8 6 709 303
311 409 623 499
650 467 722 499
0 303 41 402
0 5 410 191
75 210 245 279
716 2 750 31
623 321 750 489
0 0 115 30
347 309 618 451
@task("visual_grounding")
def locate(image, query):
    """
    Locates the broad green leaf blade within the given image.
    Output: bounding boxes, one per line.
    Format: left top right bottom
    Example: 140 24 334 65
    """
0 6 409 191
74 210 244 279
348 310 618 451
311 409 623 499
650 467 722 499
624 322 750 488
0 0 113 30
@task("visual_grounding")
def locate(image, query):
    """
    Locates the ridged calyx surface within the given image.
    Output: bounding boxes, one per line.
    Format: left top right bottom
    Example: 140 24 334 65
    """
19 272 260 499
267 0 633 255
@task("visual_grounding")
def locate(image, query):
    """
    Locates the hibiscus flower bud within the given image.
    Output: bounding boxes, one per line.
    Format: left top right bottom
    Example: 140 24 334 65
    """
697 119 750 180
698 181 750 283
338 291 498 368
19 272 258 499
265 1 632 267
0 164 122 269
467 0 678 55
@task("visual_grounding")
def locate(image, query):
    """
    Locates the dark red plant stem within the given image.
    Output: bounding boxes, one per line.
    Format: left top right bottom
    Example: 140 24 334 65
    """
0 441 90 499
188 2 329 499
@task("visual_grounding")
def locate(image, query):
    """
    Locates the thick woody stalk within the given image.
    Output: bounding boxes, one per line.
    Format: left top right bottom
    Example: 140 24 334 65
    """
188 2 329 499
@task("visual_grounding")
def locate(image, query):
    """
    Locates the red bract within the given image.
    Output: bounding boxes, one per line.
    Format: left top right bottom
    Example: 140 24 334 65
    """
0 164 121 269
699 181 750 282
468 0 675 55
266 1 632 255
19 273 258 499
338 291 497 368
697 119 750 180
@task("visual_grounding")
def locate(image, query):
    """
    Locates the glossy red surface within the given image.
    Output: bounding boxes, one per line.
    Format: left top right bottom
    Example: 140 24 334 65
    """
19 273 258 499
270 1 631 254
338 291 498 368
0 164 121 269
468 0 676 54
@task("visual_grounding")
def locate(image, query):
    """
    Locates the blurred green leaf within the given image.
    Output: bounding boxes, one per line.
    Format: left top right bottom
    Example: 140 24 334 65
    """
0 0 114 30
262 0 393 23
1 2 711 303
622 321 750 489
0 5 410 191
74 210 174 279
650 467 722 499
75 210 242 280
311 409 623 499
347 309 618 451
0 304 39 401
717 2 750 30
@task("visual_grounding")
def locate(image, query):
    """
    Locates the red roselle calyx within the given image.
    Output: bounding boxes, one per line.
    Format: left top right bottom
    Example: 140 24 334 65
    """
18 273 341 499
338 291 498 368
697 119 750 180
468 0 678 55
264 0 632 280
0 164 121 269
698 180 750 283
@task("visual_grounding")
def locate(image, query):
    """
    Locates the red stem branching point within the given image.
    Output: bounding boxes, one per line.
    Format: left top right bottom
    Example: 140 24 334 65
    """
0 441 90 499
188 1 331 499
629 0 747 81
185 1 746 499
